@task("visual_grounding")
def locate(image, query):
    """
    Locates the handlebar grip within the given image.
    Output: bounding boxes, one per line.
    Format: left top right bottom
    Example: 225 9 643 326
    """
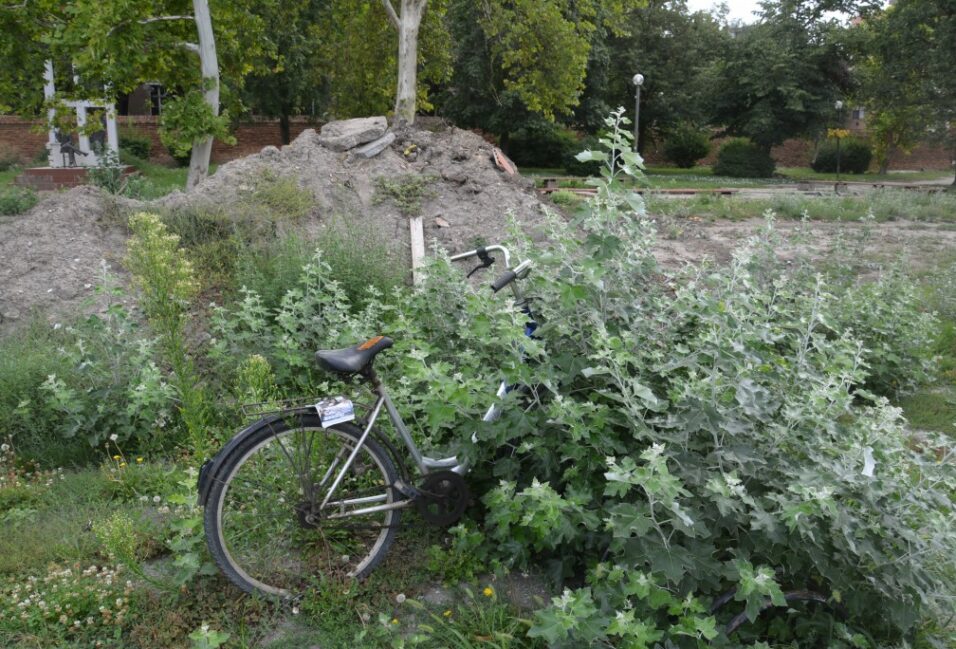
491 270 518 293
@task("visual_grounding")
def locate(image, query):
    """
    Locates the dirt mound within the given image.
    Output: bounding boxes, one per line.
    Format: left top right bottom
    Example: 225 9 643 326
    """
0 124 552 336
0 186 135 334
159 124 550 256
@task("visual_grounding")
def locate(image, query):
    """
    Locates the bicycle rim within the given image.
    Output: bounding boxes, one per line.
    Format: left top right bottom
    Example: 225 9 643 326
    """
212 423 399 597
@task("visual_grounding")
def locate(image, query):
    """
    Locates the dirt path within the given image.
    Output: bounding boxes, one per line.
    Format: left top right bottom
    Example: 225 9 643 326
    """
651 217 956 274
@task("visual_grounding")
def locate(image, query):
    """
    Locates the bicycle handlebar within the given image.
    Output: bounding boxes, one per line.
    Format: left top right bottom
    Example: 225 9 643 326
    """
490 269 517 293
450 245 532 294
449 245 512 268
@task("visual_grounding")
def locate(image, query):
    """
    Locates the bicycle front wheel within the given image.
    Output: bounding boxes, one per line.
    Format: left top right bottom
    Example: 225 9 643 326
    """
204 414 402 597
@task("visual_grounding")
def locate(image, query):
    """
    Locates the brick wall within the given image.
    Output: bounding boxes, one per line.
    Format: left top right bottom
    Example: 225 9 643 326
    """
0 116 49 163
0 115 321 165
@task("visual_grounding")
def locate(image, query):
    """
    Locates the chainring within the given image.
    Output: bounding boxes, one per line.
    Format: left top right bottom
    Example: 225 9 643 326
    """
415 470 470 526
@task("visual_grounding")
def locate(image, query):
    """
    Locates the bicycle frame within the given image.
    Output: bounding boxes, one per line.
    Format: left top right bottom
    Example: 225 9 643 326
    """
317 245 534 520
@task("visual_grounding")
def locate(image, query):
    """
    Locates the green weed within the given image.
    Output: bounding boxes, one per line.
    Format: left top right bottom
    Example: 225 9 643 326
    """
374 173 437 216
0 186 37 215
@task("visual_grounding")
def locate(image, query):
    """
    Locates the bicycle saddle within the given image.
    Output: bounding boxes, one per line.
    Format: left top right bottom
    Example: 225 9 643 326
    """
315 335 394 374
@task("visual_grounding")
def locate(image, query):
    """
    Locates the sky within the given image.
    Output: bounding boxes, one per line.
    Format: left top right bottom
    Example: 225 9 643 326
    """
685 0 763 23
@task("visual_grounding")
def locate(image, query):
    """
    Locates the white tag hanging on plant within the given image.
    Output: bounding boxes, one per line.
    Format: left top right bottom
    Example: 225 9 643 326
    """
861 446 876 478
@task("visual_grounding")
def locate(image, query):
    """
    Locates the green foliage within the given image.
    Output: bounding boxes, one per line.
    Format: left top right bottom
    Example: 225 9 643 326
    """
0 186 38 215
507 121 580 169
125 213 208 455
5 294 178 463
425 522 497 584
662 123 711 169
549 189 578 206
159 91 236 161
0 152 20 172
812 138 873 174
709 6 850 149
561 134 601 176
87 148 126 194
374 173 437 216
120 131 152 160
189 623 230 649
713 138 776 178
357 588 542 649
165 472 218 588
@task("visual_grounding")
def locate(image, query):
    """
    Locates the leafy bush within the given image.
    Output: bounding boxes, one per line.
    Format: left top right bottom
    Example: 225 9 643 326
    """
86 148 126 194
562 134 601 176
0 152 20 171
0 186 38 215
662 123 711 168
507 121 580 170
713 138 776 177
7 294 179 464
119 131 152 159
812 138 873 174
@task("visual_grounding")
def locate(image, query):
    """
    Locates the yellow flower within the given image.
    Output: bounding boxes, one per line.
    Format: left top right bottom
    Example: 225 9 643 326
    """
443 610 452 618
483 586 494 597
135 458 143 464
112 455 120 460
119 462 126 468
391 618 399 625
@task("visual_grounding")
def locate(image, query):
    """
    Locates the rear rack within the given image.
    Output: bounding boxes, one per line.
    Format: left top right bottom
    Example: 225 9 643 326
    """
239 395 377 420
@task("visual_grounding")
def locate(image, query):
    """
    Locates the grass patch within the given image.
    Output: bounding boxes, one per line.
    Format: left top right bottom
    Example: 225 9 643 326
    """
0 167 19 188
904 319 956 438
646 189 956 222
119 153 218 199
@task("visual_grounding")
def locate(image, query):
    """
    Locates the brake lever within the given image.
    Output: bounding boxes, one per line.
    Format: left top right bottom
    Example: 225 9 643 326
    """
466 247 495 278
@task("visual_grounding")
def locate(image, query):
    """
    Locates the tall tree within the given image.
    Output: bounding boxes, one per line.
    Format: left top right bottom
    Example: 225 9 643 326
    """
707 2 851 150
243 0 325 144
873 0 956 185
577 0 728 149
441 0 642 146
381 0 428 125
315 0 449 120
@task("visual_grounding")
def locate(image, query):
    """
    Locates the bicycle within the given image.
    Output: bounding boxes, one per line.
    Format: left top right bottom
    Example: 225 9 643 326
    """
198 245 535 598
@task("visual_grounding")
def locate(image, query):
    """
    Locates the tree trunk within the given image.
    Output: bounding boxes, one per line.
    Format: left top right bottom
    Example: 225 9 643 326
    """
393 0 426 127
186 0 220 191
279 113 291 145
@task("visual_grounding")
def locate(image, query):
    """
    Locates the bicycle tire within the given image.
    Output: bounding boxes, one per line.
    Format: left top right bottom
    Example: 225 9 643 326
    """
204 414 402 598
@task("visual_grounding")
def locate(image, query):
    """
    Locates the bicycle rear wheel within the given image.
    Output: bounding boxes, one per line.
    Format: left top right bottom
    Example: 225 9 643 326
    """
204 414 402 597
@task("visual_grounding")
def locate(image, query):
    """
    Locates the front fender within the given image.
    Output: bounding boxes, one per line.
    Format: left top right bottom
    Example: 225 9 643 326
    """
197 409 314 507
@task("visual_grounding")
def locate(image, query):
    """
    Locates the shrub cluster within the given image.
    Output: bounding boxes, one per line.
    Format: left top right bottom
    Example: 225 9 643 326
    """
507 121 580 170
713 138 776 177
0 186 38 215
812 138 873 174
662 123 711 168
119 132 152 160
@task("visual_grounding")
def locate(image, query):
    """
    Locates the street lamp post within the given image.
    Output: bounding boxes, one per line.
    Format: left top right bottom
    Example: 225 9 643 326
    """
632 73 644 153
834 100 844 192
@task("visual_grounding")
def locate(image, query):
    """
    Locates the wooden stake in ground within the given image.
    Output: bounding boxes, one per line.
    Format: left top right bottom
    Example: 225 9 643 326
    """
409 215 425 285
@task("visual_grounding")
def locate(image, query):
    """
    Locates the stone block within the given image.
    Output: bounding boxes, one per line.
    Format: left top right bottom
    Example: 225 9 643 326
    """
351 131 395 159
317 116 388 152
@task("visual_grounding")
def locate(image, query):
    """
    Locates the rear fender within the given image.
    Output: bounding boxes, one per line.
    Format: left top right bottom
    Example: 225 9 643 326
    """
197 409 315 507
